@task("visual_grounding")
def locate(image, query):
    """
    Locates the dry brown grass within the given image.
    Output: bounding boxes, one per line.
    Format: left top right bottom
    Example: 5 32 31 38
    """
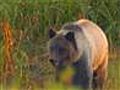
1 21 15 80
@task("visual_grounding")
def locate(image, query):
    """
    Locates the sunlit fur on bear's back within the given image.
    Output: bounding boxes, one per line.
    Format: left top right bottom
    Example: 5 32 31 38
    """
57 19 108 71
76 19 108 71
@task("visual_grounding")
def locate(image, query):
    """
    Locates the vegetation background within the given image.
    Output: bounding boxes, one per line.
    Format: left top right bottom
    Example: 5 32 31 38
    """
0 0 120 90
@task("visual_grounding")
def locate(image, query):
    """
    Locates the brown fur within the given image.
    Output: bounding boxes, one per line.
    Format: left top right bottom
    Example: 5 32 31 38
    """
48 19 109 89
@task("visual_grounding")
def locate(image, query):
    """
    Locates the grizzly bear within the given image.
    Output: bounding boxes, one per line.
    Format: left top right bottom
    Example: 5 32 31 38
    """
48 19 108 90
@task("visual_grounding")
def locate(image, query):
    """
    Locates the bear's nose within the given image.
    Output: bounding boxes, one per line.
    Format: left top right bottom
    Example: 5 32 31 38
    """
49 59 59 66
49 59 55 66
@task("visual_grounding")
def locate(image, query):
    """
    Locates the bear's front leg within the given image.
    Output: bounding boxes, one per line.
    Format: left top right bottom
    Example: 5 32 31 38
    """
72 54 93 90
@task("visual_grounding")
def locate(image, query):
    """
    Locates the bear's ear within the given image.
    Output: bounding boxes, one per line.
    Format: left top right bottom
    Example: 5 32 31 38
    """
48 28 56 39
65 32 77 50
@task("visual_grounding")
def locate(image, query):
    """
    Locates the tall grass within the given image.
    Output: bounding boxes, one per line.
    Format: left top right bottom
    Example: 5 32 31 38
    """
0 0 120 90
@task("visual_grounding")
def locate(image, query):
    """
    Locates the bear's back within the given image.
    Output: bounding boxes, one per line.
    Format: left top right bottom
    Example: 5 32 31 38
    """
76 19 108 70
58 19 108 70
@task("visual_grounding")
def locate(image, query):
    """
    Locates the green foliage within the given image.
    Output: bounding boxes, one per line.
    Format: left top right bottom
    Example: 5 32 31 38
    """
0 0 120 90
0 0 120 47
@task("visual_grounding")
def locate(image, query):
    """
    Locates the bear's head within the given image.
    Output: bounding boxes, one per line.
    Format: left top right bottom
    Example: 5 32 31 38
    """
48 28 78 71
